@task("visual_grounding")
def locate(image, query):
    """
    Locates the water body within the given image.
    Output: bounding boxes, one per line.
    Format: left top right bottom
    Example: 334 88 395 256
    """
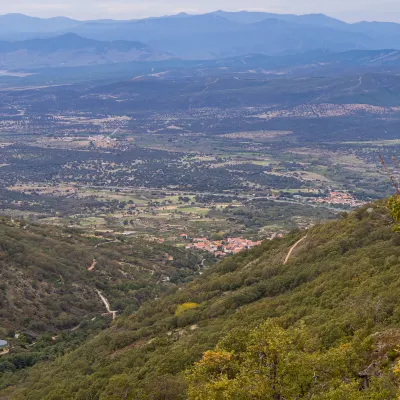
0 340 8 348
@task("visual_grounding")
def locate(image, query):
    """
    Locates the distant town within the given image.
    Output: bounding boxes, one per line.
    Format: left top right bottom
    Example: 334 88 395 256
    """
313 191 367 207
185 236 267 257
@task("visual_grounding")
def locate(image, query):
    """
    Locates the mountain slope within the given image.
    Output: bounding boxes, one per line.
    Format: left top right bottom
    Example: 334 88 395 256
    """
210 10 347 28
3 201 400 398
68 15 369 58
0 34 173 69
0 33 149 53
39 66 400 116
12 48 400 87
0 217 202 336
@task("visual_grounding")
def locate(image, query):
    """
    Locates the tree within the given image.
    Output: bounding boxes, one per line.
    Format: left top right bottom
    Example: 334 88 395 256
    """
186 320 387 400
388 195 400 231
100 374 142 400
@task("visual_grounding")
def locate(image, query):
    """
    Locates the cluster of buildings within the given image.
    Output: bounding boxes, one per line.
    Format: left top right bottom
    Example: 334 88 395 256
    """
313 191 366 207
88 135 117 144
185 236 263 257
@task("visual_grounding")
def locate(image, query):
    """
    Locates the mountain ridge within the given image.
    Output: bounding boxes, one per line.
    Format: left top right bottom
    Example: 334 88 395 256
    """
2 11 400 59
0 33 150 52
0 33 174 69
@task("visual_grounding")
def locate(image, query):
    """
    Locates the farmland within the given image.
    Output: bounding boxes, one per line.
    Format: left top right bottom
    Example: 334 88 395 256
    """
0 127 383 244
0 59 398 246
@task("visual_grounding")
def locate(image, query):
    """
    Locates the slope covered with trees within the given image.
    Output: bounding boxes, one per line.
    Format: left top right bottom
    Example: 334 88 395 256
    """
2 200 400 398
0 217 202 335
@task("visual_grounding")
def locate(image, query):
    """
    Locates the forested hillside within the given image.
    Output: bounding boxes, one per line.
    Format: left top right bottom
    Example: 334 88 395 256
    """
2 200 400 398
0 217 202 334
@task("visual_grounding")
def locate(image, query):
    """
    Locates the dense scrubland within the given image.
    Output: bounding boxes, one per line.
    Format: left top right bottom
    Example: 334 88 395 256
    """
1 199 400 398
0 216 205 391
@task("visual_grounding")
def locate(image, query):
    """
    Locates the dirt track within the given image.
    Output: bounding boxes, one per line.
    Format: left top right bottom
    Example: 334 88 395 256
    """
284 236 307 264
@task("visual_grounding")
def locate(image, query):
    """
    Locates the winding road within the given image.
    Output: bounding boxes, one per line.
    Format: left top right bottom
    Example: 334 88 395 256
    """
96 289 117 320
202 78 220 92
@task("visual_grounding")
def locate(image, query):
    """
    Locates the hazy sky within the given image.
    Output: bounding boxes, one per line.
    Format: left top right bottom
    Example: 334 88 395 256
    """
1 0 400 22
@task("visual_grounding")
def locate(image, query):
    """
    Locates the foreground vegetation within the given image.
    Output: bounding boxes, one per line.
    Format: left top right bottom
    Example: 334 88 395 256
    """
1 200 400 398
0 217 206 387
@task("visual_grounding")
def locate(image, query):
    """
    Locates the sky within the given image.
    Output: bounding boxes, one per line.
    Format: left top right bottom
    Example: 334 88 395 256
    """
1 0 400 23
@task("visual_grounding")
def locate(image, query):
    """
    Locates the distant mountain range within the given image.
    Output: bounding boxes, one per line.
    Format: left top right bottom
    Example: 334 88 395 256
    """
0 34 173 69
3 11 400 62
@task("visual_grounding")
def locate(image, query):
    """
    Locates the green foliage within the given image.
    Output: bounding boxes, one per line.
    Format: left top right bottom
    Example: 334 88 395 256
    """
3 204 400 399
0 217 202 334
0 217 203 381
388 195 400 231
100 374 141 400
186 320 394 399
175 302 199 316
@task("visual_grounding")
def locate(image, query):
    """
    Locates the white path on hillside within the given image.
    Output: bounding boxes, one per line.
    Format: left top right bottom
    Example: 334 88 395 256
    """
95 289 117 320
284 236 307 265
345 74 364 91
0 348 9 356
202 78 220 92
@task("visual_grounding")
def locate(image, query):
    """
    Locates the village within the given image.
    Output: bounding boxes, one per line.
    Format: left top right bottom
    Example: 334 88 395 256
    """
312 191 367 207
184 236 265 257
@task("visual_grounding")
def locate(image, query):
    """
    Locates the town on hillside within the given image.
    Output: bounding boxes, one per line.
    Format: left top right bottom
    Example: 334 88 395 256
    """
313 191 367 207
185 236 269 257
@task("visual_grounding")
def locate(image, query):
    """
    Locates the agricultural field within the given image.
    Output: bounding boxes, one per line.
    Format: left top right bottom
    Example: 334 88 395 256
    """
1 125 388 246
0 62 398 248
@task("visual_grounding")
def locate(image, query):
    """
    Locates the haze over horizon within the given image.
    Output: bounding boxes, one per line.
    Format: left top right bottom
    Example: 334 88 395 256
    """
1 0 400 23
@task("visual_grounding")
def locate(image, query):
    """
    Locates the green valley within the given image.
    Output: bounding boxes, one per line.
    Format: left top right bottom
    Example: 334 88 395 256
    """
3 8 400 399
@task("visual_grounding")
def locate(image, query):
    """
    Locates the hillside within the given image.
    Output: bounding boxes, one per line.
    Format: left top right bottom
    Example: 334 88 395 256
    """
9 47 400 91
27 67 400 119
2 201 400 398
0 217 203 335
0 34 173 69
69 15 369 59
